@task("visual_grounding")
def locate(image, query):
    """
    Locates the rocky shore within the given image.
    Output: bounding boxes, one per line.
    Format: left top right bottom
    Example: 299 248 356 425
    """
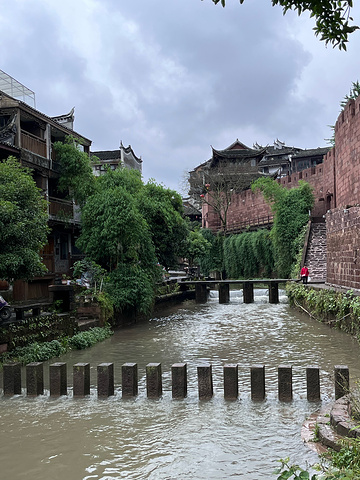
302 395 360 454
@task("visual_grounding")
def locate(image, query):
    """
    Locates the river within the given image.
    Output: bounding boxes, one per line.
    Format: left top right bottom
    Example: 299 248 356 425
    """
1 289 360 479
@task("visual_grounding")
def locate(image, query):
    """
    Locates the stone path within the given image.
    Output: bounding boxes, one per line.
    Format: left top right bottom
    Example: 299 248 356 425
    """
305 222 327 282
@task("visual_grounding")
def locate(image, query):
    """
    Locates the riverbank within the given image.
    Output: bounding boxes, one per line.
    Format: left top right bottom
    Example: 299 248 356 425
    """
286 282 360 341
302 395 359 454
287 281 360 477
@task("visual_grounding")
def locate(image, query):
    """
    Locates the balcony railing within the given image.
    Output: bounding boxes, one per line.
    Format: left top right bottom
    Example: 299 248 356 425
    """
21 131 47 158
49 197 77 223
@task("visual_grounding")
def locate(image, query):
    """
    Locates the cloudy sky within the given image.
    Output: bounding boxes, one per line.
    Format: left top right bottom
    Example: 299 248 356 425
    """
1 0 360 193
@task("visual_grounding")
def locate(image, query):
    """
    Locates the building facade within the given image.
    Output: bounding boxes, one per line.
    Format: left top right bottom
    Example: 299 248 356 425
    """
91 142 142 176
191 139 330 232
0 89 91 300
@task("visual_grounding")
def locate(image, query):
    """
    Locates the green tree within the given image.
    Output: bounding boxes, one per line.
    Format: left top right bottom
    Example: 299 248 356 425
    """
53 136 95 206
0 157 49 281
252 177 314 278
197 229 225 277
186 228 212 267
204 0 358 50
137 180 189 270
223 229 274 279
76 168 187 314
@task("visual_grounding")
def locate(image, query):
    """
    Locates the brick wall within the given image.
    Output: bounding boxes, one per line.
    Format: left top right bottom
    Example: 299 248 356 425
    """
326 206 360 289
333 96 360 208
226 189 272 229
204 161 333 230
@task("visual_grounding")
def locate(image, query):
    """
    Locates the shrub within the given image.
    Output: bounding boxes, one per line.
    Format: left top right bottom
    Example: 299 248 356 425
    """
68 325 113 350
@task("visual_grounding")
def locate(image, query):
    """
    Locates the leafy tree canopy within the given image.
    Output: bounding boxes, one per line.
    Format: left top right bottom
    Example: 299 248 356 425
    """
252 178 314 277
186 228 212 267
204 0 358 50
0 157 49 281
77 168 190 314
53 136 95 206
137 180 189 270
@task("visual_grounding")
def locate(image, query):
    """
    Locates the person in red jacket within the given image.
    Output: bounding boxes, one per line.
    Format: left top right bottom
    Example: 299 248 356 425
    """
300 265 309 284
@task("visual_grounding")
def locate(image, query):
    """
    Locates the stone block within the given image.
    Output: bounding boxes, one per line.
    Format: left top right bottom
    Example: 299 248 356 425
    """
73 363 90 397
97 363 114 397
122 363 138 397
146 363 162 398
172 363 187 399
50 362 67 397
26 362 44 396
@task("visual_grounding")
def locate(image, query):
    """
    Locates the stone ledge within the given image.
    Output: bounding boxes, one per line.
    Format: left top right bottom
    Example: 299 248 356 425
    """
302 395 360 453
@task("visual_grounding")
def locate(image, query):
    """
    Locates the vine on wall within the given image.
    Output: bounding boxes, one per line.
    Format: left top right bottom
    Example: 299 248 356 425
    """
223 229 274 279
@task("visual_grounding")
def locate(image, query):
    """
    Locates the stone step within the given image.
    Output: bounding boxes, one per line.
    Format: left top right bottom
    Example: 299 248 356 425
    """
305 222 327 280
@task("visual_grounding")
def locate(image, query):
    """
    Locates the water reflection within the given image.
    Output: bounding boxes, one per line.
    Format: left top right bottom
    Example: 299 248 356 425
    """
1 290 360 479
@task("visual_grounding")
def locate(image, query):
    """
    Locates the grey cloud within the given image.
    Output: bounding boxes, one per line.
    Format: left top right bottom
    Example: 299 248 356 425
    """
1 0 359 190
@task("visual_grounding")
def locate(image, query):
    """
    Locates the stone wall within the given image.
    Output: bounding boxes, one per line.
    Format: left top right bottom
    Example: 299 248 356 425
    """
326 206 360 289
204 161 333 231
333 96 360 208
226 189 272 230
325 97 360 289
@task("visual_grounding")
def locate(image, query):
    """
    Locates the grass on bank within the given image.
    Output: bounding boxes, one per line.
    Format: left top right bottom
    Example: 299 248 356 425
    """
275 282 360 479
0 324 113 366
286 282 360 339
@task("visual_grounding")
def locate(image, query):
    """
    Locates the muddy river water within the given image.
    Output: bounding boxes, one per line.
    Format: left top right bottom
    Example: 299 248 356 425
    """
1 289 360 479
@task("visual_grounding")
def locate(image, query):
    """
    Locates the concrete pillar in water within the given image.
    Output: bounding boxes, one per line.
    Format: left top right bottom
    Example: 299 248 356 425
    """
243 282 254 303
334 365 349 400
306 366 320 401
269 282 279 304
97 363 114 397
146 363 162 398
122 363 138 398
224 364 238 400
219 283 230 304
251 364 266 401
195 283 207 303
198 364 213 399
73 363 90 397
172 363 187 399
50 362 67 397
26 362 44 396
278 365 292 401
3 363 21 396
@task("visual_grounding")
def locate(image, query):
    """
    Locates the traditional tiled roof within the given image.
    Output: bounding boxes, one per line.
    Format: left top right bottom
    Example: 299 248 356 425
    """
0 90 91 144
264 145 301 156
183 203 201 216
0 140 20 155
292 147 331 159
91 150 121 161
91 145 142 164
210 145 266 168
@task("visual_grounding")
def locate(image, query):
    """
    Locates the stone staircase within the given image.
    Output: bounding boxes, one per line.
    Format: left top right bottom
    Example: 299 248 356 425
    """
304 221 327 282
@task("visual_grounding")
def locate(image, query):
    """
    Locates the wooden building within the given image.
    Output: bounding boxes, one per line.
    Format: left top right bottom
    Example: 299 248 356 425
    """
0 88 91 301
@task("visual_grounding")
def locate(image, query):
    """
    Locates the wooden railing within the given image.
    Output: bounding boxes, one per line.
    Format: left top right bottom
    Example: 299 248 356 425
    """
21 131 47 158
49 197 74 220
214 215 274 234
